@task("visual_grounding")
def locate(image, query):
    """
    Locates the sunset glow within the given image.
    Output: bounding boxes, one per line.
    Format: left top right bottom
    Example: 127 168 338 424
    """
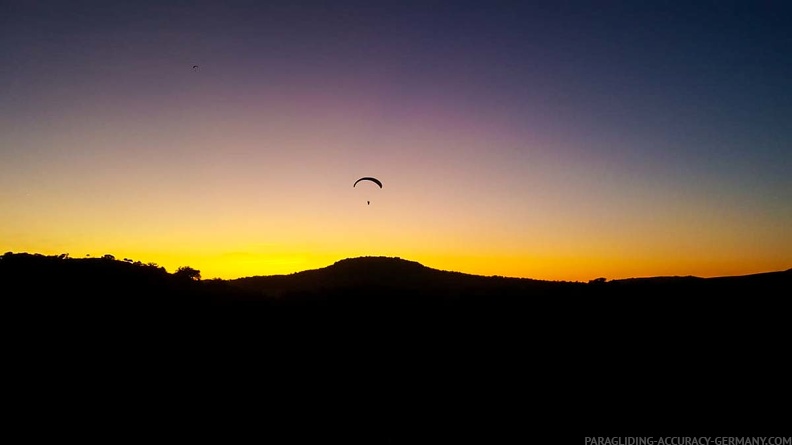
2 1 790 281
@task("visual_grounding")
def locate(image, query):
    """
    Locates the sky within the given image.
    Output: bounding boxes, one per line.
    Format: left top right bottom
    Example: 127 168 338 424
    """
2 0 790 281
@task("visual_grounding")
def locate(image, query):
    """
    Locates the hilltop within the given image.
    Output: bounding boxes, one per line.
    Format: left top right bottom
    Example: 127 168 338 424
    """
230 255 583 299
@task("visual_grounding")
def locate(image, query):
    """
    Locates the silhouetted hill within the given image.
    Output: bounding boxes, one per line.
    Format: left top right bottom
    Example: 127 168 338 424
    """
224 256 792 437
1 252 254 308
229 256 791 317
232 255 791 295
230 255 586 304
4 251 791 438
6 252 788 305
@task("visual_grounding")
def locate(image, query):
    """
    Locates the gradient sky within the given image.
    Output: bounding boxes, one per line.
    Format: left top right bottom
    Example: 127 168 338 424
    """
2 0 791 281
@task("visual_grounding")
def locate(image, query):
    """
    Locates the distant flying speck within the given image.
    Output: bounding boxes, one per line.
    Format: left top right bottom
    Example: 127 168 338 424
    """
192 65 199 70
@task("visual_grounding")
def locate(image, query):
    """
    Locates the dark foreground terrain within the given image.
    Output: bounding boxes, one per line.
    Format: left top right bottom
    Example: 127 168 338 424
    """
4 252 790 441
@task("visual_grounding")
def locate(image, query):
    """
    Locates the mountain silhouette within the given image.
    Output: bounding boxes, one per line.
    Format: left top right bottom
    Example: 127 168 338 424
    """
5 252 788 303
230 255 584 301
4 251 790 439
232 255 791 298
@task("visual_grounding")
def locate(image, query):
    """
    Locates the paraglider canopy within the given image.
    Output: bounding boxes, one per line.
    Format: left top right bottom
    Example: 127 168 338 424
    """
353 177 382 188
354 177 382 205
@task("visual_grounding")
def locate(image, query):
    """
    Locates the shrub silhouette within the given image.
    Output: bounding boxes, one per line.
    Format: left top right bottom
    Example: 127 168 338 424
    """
175 266 201 281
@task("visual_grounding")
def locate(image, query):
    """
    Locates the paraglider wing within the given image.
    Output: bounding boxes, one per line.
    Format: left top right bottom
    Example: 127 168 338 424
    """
353 177 382 188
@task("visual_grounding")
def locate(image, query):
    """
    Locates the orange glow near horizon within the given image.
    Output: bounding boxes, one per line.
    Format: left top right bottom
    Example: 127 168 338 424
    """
2 105 790 282
3 109 790 282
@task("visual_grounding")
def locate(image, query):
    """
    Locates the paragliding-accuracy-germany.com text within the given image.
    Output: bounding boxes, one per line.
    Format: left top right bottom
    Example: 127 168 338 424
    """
584 438 792 445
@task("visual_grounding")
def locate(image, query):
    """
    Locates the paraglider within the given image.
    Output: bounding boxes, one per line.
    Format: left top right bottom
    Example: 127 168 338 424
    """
354 177 382 205
353 177 382 188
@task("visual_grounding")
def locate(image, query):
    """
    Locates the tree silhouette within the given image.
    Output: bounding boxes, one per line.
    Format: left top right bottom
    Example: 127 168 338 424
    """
175 266 201 281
